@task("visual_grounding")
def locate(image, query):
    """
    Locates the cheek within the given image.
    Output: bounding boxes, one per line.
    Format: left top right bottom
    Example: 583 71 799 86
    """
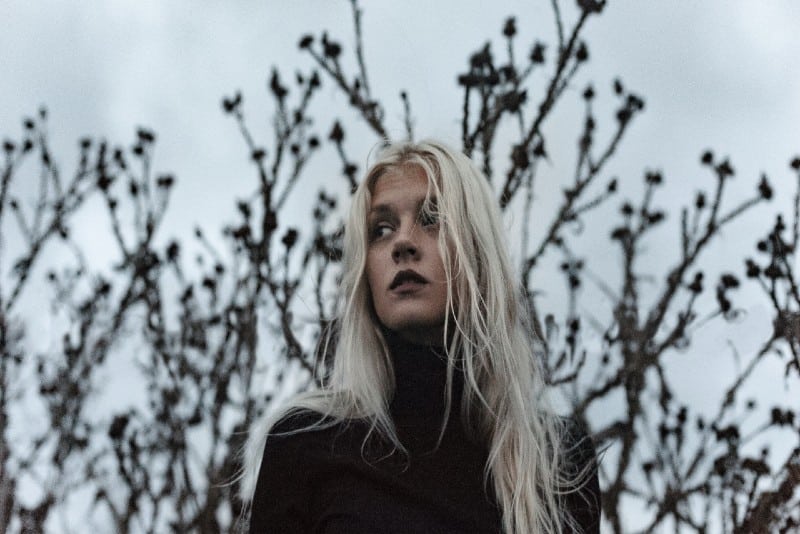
432 241 451 282
437 246 455 308
365 253 390 323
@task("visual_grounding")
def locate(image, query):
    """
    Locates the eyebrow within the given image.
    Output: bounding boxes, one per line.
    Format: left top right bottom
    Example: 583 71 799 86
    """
368 197 436 217
368 204 396 218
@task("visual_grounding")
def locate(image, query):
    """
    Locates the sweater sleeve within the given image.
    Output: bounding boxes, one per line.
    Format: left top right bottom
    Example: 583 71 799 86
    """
562 418 602 534
249 413 318 534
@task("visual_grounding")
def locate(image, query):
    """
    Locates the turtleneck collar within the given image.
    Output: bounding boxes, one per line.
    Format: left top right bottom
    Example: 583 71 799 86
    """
384 330 464 420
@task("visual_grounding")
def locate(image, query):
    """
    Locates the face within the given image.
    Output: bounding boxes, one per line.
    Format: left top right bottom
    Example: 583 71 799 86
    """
365 165 448 346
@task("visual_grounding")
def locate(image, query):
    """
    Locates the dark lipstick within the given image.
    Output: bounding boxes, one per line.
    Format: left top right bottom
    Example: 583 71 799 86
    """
389 269 428 290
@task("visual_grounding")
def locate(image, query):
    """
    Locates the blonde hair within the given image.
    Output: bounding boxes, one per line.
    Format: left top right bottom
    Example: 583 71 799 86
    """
242 140 587 533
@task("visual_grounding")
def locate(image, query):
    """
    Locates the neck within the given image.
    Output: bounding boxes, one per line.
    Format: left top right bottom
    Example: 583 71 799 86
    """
384 330 463 419
391 326 445 347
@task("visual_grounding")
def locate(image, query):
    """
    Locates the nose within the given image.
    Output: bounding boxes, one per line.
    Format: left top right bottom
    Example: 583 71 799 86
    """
391 233 419 263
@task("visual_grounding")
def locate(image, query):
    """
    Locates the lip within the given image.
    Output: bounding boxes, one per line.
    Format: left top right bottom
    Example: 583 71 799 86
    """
389 269 428 290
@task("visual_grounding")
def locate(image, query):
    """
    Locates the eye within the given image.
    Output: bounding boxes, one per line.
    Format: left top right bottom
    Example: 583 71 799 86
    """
418 209 439 227
369 222 393 241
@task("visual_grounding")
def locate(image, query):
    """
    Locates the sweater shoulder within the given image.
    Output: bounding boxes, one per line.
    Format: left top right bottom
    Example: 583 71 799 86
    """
270 407 334 434
249 409 336 533
558 416 602 533
559 417 597 471
264 408 371 457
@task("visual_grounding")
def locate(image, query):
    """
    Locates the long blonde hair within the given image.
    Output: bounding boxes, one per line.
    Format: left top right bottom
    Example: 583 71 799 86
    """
242 140 586 533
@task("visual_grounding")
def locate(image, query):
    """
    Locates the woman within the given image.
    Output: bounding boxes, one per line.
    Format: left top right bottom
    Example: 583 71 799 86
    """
242 140 600 533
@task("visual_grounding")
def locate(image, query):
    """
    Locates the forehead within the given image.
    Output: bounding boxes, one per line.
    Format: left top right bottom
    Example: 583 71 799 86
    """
369 165 430 208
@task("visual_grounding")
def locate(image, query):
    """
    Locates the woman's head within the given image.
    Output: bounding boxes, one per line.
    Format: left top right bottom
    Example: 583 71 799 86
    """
364 163 448 345
341 139 519 352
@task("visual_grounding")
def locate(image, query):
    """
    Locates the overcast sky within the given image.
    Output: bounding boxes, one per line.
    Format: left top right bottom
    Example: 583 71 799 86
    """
2 1 799 529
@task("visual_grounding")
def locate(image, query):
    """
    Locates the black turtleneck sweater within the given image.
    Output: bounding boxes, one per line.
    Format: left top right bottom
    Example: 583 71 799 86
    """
249 336 600 533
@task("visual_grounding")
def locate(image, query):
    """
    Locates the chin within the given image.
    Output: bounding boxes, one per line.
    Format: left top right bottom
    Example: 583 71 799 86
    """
381 310 443 331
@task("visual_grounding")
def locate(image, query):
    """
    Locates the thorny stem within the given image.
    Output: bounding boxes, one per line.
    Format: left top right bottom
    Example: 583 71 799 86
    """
304 47 388 139
550 0 565 51
350 0 371 99
522 108 633 284
644 192 766 343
